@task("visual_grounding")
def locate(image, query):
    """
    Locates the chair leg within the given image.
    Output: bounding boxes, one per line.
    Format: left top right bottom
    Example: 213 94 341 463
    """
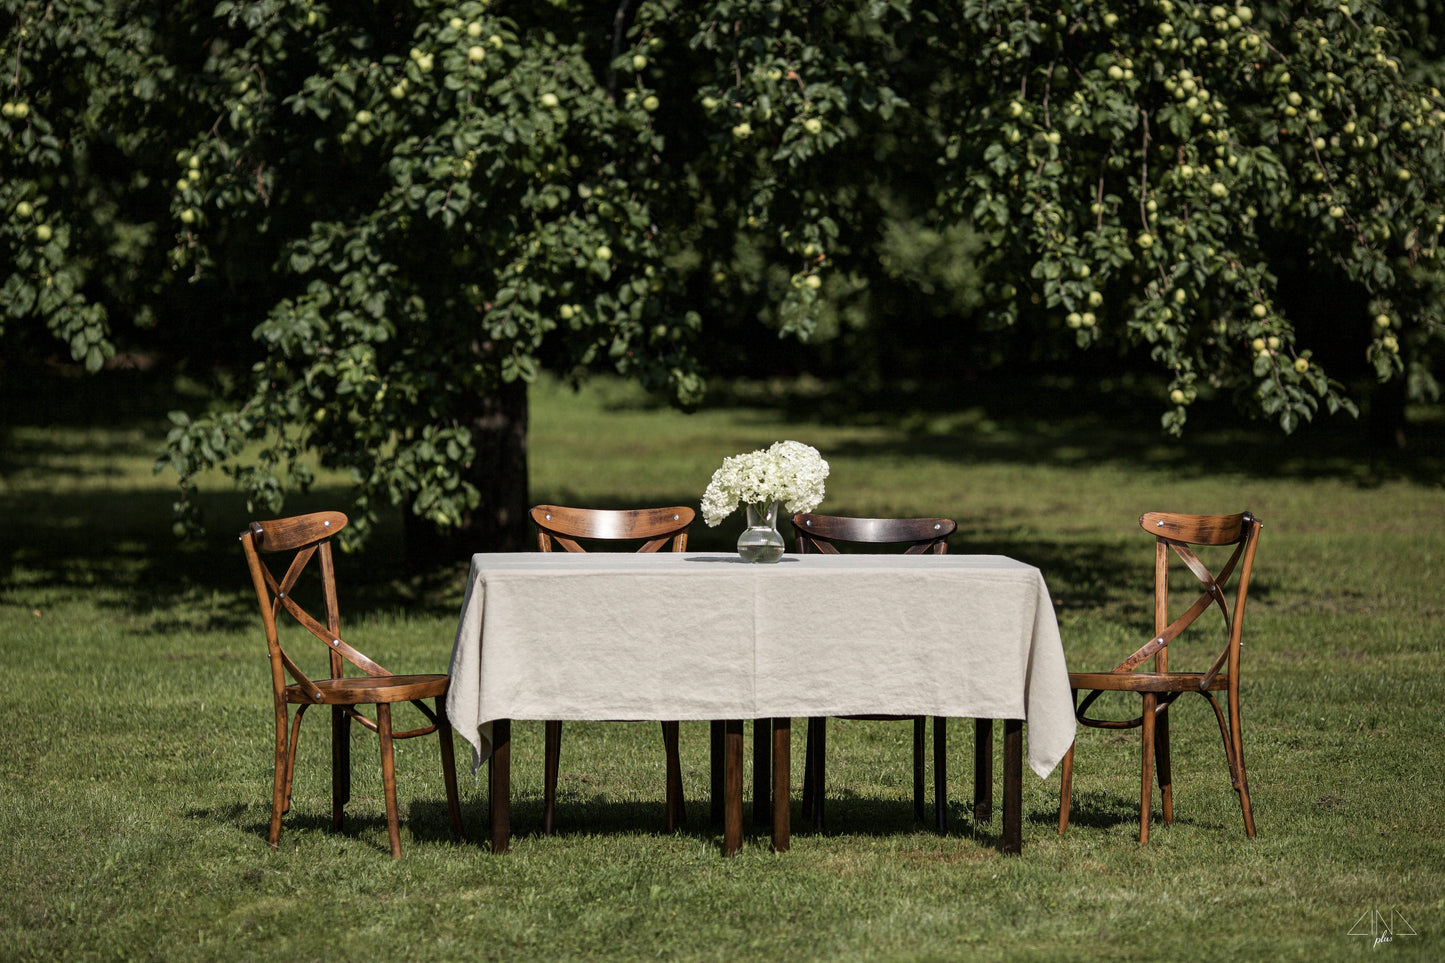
377 702 402 858
800 718 818 821
1156 703 1174 826
1229 696 1257 837
283 706 308 816
332 706 351 831
1139 693 1156 845
752 719 770 828
543 720 562 836
912 717 926 823
933 717 948 834
438 699 465 842
269 705 290 849
1207 691 1256 838
974 718 993 824
1056 740 1074 835
809 717 826 831
709 721 725 827
662 721 685 832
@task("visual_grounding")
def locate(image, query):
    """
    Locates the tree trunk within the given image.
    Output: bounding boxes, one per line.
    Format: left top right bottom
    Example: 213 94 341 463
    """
404 379 530 569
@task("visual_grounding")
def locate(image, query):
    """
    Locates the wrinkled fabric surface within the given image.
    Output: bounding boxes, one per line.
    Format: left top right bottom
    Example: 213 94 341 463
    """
447 552 1076 779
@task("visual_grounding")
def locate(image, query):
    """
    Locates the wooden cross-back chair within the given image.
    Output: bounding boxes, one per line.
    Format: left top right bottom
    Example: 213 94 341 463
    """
528 504 695 835
239 511 464 858
791 512 959 832
1057 511 1263 844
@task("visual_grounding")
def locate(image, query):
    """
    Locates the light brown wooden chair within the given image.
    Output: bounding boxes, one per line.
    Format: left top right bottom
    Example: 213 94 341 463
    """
529 504 694 834
791 512 959 832
1057 511 1263 844
239 511 464 858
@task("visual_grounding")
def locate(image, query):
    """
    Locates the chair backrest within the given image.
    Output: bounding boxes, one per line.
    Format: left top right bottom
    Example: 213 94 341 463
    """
791 513 956 554
529 505 695 553
1115 511 1263 685
239 511 390 705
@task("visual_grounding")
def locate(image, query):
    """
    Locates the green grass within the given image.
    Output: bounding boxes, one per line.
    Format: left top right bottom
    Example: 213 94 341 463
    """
2 370 1443 961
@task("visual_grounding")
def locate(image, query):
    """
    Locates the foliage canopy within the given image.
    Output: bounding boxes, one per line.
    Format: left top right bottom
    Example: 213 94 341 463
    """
4 0 1442 544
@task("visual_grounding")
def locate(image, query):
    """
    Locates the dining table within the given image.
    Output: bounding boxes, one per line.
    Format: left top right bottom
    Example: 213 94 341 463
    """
446 550 1076 856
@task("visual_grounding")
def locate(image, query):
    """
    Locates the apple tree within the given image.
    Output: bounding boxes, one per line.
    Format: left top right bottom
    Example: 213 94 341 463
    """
6 0 1444 557
922 0 1445 434
649 0 1445 436
145 0 714 552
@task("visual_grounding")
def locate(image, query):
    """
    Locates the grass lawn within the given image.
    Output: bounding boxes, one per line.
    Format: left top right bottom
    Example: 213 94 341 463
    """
1 369 1442 961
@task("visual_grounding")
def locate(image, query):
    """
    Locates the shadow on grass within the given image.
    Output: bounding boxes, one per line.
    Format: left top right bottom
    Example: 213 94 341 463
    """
699 372 1445 487
0 367 1422 626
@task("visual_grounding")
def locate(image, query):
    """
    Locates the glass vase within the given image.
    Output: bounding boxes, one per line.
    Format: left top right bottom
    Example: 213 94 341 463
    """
737 500 785 563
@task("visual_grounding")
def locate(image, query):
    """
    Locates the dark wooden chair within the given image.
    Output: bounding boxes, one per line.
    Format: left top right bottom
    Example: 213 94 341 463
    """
239 511 464 858
529 504 694 834
1057 511 1263 844
791 512 959 832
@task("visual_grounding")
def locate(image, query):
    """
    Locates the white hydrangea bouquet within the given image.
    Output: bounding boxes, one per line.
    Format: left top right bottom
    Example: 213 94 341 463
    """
701 440 830 527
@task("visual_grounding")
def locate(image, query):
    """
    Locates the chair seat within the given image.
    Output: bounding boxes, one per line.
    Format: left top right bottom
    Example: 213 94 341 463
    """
284 673 451 705
1069 670 1229 694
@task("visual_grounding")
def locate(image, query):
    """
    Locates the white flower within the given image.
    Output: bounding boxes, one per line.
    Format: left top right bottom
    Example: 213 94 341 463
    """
701 440 830 526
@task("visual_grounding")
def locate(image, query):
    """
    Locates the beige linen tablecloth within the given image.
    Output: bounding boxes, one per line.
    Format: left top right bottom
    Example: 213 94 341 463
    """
447 552 1076 780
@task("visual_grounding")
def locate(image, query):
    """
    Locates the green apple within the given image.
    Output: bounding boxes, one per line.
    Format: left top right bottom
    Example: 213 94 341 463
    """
803 275 821 290
35 223 52 242
595 244 613 261
468 45 486 63
804 117 822 135
541 92 560 108
642 95 659 112
15 201 32 218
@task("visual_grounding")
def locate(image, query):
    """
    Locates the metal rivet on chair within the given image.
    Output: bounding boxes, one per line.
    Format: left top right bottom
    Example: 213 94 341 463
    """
545 513 553 520
323 520 330 527
673 514 680 521
934 523 941 530
332 639 340 647
1156 520 1165 527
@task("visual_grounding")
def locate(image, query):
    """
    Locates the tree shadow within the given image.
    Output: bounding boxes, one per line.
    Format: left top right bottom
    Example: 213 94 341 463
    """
700 372 1445 486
